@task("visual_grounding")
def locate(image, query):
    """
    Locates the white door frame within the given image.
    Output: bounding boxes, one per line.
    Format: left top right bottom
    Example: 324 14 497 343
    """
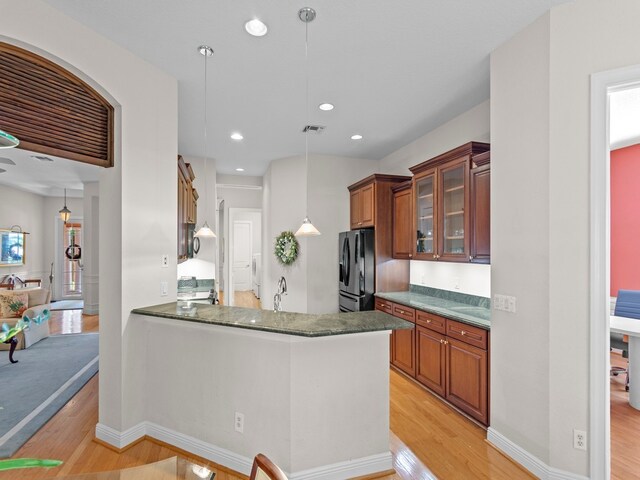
590 63 640 480
227 207 261 306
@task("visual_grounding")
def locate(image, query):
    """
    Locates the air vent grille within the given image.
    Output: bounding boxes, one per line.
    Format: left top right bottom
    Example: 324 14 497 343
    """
31 155 54 162
302 125 325 133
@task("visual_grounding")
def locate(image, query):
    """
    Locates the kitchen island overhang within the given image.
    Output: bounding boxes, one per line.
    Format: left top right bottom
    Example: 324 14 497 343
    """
99 303 412 480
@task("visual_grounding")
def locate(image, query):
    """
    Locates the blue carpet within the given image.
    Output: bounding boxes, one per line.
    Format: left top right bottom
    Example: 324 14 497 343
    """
0 333 99 457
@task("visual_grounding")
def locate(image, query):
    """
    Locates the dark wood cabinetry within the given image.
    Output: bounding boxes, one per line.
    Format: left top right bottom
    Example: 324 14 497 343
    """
348 174 411 292
469 151 490 263
392 181 413 259
177 155 198 263
409 142 490 263
378 297 490 426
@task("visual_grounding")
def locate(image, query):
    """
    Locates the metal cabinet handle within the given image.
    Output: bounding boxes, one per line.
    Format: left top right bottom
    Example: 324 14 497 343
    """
409 254 413 258
444 340 448 345
469 255 474 261
433 254 437 259
398 309 405 314
426 319 431 323
440 339 444 344
461 330 466 336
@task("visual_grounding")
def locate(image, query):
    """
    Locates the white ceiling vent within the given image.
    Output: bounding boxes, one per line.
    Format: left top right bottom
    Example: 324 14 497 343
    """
302 125 325 134
31 155 54 162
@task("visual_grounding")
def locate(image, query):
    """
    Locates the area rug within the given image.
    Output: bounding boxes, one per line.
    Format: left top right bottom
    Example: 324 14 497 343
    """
0 333 99 457
50 300 84 311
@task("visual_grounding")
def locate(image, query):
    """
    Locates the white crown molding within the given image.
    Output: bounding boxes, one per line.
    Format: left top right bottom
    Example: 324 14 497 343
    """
487 428 589 480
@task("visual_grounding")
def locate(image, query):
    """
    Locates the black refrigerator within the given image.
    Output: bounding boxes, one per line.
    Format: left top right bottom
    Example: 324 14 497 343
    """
338 229 375 312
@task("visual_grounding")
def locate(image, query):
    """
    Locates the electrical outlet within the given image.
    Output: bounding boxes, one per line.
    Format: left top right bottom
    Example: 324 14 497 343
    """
160 281 168 296
161 255 169 268
573 429 587 451
235 412 244 433
506 295 517 313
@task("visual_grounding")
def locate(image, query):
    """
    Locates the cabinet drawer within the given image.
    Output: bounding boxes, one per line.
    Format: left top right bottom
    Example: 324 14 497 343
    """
416 311 446 334
375 298 393 314
392 304 415 323
446 319 487 350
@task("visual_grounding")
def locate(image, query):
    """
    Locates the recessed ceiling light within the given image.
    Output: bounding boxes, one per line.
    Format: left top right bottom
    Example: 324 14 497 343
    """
245 19 268 37
351 134 363 140
235 168 245 172
230 132 244 140
318 103 334 111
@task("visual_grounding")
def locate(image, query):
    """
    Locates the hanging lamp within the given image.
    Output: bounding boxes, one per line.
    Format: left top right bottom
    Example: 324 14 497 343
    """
194 45 217 239
0 129 19 149
294 7 321 237
59 188 71 223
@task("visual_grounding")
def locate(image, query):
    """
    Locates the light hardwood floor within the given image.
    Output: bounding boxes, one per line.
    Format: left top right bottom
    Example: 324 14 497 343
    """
12 312 635 479
219 290 262 309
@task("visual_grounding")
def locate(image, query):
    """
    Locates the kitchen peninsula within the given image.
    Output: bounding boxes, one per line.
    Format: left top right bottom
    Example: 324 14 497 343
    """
119 303 413 480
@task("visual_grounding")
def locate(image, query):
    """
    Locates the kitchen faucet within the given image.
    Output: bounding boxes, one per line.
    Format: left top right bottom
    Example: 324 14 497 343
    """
273 276 287 312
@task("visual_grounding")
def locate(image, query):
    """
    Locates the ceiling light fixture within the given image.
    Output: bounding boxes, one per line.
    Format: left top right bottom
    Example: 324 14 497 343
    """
235 168 245 172
295 7 321 238
59 188 71 224
230 132 244 140
245 18 268 37
351 134 363 140
318 103 334 111
194 45 217 239
0 129 19 149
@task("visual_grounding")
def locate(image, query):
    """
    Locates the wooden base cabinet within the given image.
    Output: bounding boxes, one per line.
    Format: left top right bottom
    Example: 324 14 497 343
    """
380 296 490 426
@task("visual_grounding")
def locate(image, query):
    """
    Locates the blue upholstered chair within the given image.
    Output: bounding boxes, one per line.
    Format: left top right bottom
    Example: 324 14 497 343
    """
611 290 640 391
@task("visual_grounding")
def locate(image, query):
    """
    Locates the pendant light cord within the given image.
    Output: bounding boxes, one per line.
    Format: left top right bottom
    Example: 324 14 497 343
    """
203 49 208 225
305 16 309 165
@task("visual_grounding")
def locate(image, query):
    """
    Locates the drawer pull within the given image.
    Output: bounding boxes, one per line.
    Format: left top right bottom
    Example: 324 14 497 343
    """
461 330 466 335
379 303 386 307
427 319 431 323
398 309 405 314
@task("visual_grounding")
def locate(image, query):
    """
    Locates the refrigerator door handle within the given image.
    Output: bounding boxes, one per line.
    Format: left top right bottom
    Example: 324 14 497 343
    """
342 236 350 287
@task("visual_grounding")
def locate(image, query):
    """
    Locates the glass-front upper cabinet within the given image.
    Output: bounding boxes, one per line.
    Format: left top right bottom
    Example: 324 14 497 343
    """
439 160 468 260
414 170 436 258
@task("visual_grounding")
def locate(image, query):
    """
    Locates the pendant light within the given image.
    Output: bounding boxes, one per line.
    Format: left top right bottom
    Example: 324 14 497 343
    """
194 45 217 239
294 7 321 237
0 129 19 149
59 188 71 224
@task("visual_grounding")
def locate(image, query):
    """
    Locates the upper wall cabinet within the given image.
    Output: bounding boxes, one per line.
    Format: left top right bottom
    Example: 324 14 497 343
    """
409 142 490 263
469 151 490 264
348 174 409 230
350 181 375 229
392 181 413 259
178 155 198 263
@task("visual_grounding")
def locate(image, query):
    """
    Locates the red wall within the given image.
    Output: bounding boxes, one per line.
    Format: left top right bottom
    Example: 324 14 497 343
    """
611 143 640 296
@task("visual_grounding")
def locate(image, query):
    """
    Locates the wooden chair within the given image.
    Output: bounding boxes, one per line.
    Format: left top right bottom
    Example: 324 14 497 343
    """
249 454 288 480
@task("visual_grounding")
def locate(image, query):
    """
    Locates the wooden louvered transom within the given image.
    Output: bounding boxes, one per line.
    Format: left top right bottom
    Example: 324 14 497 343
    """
0 42 113 167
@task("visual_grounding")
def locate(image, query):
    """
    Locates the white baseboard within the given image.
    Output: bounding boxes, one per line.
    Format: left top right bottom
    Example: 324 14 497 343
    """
487 428 589 480
96 422 393 479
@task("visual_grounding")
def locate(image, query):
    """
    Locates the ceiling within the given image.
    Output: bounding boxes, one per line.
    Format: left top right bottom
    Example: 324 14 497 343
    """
41 0 569 175
610 86 640 150
0 148 100 197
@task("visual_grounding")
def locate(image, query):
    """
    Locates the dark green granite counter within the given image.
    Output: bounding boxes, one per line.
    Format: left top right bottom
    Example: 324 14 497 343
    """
132 302 414 338
376 285 491 330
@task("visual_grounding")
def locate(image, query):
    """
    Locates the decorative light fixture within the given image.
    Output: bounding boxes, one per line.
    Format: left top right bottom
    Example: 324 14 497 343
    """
0 129 19 149
59 188 71 223
230 132 244 140
318 103 334 111
351 134 363 140
194 45 217 239
294 7 321 237
245 18 268 37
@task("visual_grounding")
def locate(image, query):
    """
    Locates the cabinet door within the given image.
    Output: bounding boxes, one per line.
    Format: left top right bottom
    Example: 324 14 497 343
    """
414 170 436 259
393 187 413 259
391 326 416 377
470 165 490 263
350 189 361 229
416 326 446 396
177 171 186 261
445 337 488 425
360 183 375 227
439 159 469 261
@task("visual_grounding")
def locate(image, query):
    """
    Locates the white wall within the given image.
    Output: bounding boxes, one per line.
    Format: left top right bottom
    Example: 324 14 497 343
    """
262 156 307 313
306 155 379 313
1 0 178 435
0 185 45 281
82 182 99 314
410 262 490 298
491 0 640 476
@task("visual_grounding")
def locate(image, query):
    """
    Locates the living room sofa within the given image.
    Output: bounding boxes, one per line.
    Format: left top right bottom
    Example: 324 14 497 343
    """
0 287 51 350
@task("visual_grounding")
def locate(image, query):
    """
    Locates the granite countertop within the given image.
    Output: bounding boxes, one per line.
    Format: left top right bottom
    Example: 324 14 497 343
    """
376 285 491 330
132 302 414 338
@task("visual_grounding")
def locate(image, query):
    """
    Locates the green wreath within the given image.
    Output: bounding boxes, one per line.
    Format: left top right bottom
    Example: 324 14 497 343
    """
274 231 300 266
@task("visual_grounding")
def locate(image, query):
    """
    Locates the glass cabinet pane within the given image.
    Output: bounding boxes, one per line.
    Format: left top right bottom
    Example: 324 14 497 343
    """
442 165 465 254
416 174 434 254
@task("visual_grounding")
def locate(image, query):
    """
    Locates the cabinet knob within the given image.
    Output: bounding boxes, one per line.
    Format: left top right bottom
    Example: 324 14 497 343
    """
461 330 466 336
444 340 449 345
440 339 444 344
409 254 412 258
433 254 437 259
469 255 474 261
427 319 431 323
399 309 404 314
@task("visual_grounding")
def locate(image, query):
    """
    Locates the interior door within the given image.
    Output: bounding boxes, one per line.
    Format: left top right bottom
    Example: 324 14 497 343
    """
232 221 252 291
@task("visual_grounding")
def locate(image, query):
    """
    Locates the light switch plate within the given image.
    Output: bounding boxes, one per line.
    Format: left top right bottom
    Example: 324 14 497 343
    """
161 255 169 268
493 294 516 313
